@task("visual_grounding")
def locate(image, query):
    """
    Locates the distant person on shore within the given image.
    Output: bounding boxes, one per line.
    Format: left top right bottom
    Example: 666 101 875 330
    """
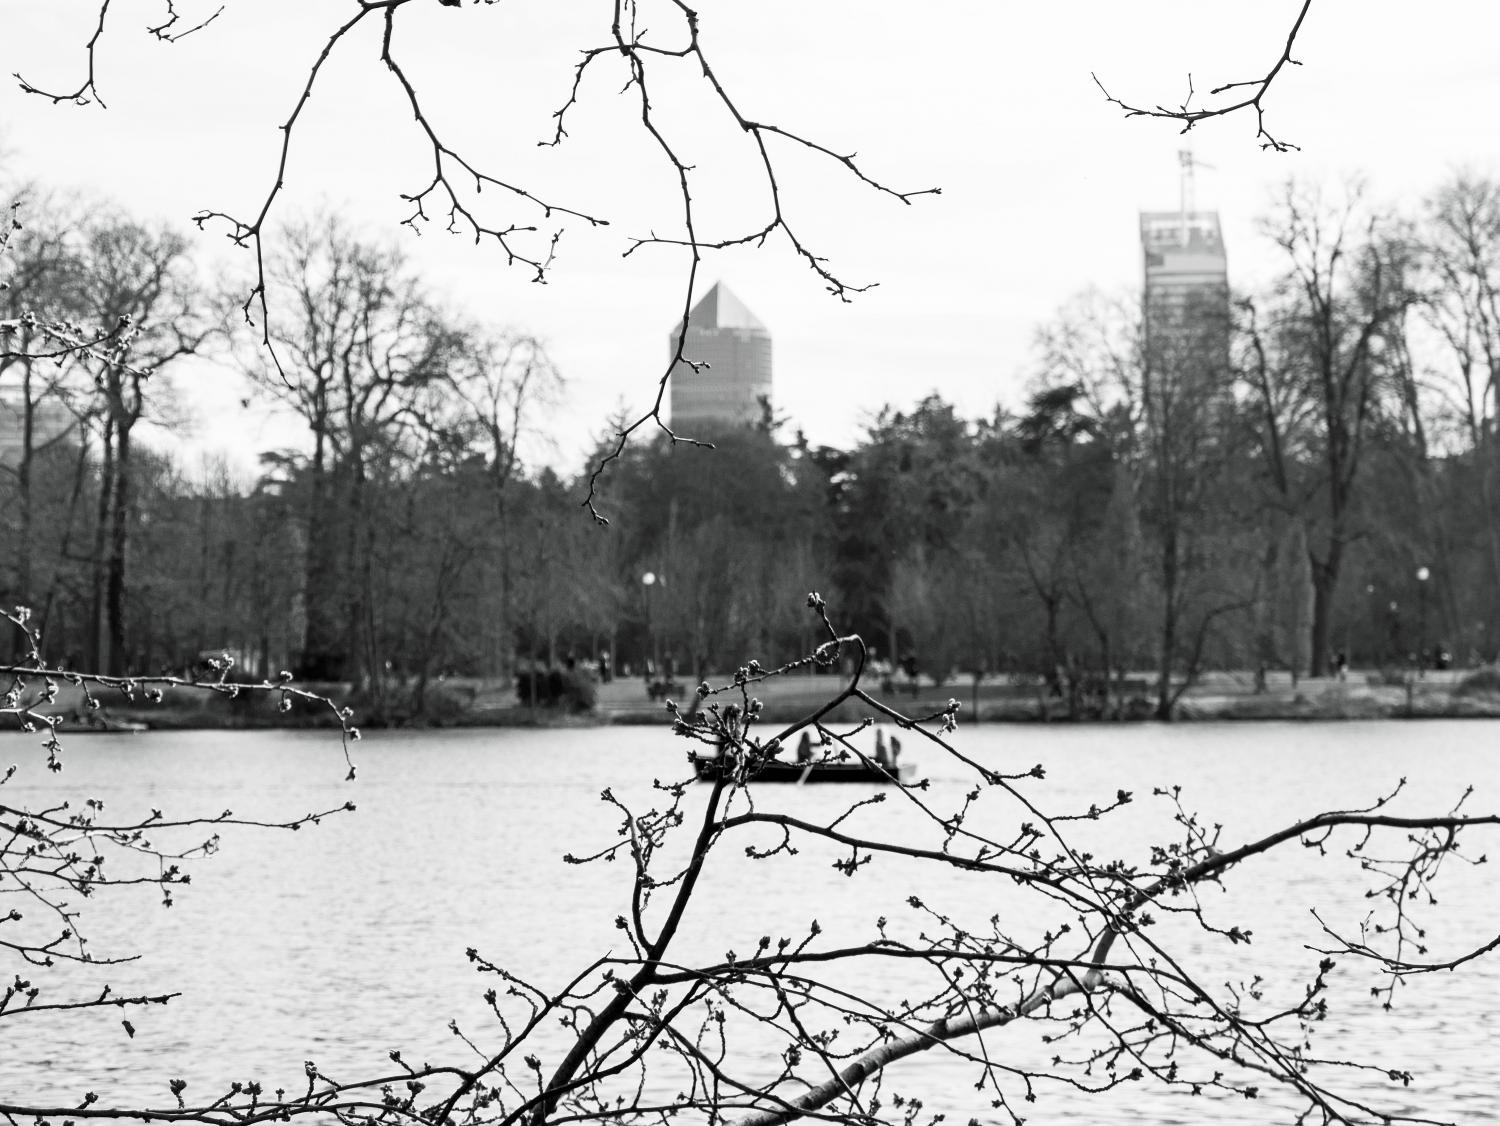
901 653 920 697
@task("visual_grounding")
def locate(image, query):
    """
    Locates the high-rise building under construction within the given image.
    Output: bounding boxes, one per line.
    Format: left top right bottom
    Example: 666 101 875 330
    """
667 282 772 429
1140 153 1230 376
1139 209 1229 364
0 393 74 467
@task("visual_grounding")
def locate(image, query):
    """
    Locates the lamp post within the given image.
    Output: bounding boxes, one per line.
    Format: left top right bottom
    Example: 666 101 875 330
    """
641 572 659 680
1416 566 1430 674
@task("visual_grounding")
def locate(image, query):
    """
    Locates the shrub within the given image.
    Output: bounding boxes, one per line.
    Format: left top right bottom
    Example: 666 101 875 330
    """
1454 665 1500 697
515 666 597 712
417 680 478 722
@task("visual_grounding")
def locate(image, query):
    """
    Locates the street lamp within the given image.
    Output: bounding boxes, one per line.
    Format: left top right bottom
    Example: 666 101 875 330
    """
641 572 658 679
1416 566 1431 673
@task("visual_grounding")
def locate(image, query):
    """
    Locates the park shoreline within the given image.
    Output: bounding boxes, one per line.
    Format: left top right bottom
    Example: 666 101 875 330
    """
51 669 1500 733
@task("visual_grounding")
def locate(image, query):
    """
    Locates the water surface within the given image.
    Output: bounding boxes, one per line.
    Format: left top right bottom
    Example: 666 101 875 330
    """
2 720 1496 1123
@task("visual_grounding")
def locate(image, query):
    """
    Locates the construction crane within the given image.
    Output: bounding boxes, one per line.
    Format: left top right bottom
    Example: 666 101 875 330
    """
1178 149 1216 245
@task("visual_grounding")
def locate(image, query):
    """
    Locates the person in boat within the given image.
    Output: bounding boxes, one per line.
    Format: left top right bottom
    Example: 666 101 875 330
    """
874 729 889 767
796 731 813 763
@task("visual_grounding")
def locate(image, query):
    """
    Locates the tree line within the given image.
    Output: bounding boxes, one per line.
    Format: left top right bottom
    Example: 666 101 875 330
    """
3 175 1499 718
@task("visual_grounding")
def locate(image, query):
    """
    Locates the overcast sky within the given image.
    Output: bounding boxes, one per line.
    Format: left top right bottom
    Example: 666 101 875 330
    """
3 1 1498 475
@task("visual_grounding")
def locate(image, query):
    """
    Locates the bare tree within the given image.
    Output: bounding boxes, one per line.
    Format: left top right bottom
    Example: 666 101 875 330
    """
1068 459 1151 712
237 216 458 692
1249 183 1418 676
1036 292 1252 717
1 199 201 672
0 200 86 657
436 331 564 686
1419 173 1500 644
71 216 203 674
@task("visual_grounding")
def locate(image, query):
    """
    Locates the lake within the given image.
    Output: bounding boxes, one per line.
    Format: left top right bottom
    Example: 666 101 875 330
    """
1 720 1497 1124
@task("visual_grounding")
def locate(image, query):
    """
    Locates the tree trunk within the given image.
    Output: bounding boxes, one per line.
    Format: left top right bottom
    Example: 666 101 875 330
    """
1308 543 1343 679
1154 528 1180 721
10 354 36 664
197 492 212 656
88 418 115 672
37 436 95 660
300 419 345 680
105 423 132 675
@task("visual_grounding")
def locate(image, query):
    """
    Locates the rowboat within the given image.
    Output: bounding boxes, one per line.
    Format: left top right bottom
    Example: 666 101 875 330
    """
691 727 915 784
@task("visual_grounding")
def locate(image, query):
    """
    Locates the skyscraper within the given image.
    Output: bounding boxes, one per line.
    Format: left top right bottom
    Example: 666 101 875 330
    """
1139 151 1230 385
667 282 772 429
0 392 75 467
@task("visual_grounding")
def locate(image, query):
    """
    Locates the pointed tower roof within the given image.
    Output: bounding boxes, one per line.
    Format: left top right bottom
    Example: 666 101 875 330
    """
684 282 767 332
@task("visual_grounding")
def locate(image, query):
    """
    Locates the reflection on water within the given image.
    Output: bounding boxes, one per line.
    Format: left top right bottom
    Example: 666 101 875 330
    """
2 721 1498 1122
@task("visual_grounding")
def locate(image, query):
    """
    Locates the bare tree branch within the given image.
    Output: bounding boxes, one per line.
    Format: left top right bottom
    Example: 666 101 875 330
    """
1092 0 1314 152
